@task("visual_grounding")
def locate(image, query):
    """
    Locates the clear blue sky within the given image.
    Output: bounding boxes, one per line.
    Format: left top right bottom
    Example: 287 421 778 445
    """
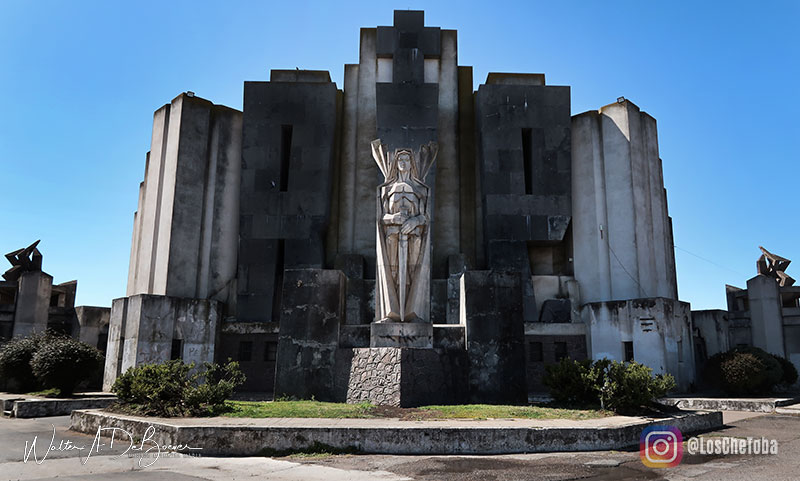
2 0 798 309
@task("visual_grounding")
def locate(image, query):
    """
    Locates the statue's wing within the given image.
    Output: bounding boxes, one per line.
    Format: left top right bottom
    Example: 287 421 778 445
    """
371 139 391 180
417 141 438 181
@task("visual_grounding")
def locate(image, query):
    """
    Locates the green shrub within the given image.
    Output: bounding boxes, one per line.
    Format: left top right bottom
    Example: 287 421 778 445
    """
184 361 246 415
0 335 43 392
112 359 245 417
543 358 675 414
599 361 675 414
30 336 104 396
542 358 595 404
703 346 786 395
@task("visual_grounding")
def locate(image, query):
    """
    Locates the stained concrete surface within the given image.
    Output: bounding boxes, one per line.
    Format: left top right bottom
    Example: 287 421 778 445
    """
2 411 800 480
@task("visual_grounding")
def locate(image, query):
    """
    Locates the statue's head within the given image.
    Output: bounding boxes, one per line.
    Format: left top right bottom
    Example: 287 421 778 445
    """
395 150 412 173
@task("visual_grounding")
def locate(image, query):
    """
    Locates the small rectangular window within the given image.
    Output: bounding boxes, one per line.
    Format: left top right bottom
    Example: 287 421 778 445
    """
554 341 568 361
529 342 543 362
677 340 683 363
264 341 278 362
239 341 253 362
623 341 634 362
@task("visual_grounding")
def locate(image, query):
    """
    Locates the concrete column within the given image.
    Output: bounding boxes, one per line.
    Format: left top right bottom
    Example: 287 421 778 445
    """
747 275 785 356
103 297 127 391
12 271 52 337
134 104 171 295
627 105 657 298
200 107 242 305
601 104 641 299
126 157 147 297
432 29 460 276
337 64 360 253
457 66 477 266
352 28 378 273
572 112 612 303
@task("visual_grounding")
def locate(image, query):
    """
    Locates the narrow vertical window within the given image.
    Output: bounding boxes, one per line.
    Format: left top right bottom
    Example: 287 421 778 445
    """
623 341 634 362
264 341 278 362
279 125 293 191
521 128 533 195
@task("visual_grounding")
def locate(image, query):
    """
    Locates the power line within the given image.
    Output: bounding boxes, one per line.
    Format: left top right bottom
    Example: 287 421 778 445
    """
673 245 747 277
607 242 649 298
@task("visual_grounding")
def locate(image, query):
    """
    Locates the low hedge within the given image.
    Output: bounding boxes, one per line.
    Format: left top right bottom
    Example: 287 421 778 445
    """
112 359 245 417
543 358 675 414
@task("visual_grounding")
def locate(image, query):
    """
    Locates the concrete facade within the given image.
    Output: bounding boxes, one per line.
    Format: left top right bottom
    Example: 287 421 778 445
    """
103 10 697 401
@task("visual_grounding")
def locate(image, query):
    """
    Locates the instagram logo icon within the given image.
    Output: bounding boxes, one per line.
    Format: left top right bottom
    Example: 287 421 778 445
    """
640 425 683 468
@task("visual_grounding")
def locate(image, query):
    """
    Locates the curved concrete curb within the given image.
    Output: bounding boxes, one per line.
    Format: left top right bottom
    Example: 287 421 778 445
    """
70 410 722 455
659 396 800 413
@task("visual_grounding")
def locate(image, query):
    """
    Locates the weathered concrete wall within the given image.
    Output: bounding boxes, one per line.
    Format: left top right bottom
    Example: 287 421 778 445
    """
460 271 527 403
12 270 52 337
692 309 730 358
75 305 111 351
102 295 219 390
127 93 242 311
273 270 345 400
582 298 694 390
572 100 677 304
237 76 338 322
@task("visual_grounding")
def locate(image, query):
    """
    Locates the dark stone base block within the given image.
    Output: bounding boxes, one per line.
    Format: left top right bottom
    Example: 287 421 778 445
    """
273 269 345 400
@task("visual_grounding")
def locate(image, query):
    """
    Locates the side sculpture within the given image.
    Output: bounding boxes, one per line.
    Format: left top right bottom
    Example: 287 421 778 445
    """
371 139 438 323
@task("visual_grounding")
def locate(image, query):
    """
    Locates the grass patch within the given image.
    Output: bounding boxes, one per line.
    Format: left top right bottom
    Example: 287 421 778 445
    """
25 388 62 398
222 400 608 420
226 400 376 419
417 404 609 420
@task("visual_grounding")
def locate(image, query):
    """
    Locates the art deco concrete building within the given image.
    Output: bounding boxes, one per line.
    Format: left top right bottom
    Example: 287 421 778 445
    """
103 11 694 403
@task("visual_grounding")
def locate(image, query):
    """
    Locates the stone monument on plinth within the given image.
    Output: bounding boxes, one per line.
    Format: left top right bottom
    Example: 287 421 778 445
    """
370 139 437 348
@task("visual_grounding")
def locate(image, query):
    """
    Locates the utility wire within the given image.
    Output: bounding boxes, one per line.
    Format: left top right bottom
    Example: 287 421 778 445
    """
673 245 747 277
607 242 649 298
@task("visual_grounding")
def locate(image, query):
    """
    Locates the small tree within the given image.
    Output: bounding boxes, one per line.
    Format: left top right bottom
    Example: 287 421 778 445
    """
30 336 104 396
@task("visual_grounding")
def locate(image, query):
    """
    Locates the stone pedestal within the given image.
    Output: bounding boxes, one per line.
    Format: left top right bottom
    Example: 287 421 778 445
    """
370 322 433 348
344 347 467 407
